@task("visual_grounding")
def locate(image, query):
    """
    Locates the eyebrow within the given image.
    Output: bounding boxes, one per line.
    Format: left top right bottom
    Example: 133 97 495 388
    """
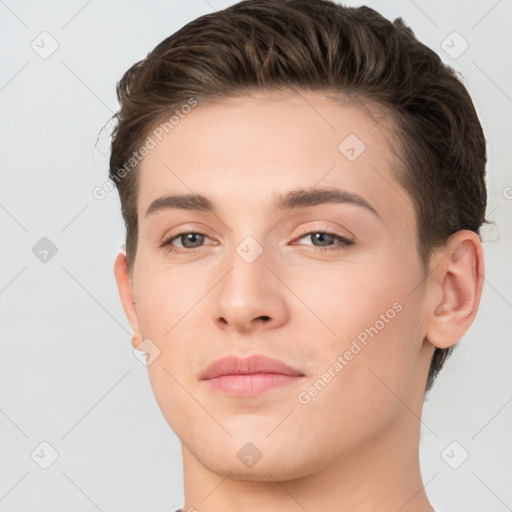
145 187 380 218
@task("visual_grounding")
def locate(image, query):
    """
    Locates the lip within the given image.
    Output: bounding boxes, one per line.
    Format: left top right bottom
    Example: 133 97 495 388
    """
200 354 305 397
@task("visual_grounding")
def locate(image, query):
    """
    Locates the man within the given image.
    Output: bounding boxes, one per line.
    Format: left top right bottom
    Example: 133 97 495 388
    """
110 1 486 510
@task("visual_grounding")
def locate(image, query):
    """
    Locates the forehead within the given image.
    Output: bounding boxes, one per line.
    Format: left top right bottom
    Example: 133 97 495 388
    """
136 91 411 224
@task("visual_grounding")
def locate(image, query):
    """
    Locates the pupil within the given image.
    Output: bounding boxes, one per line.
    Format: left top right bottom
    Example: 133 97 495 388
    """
184 233 203 248
314 233 333 246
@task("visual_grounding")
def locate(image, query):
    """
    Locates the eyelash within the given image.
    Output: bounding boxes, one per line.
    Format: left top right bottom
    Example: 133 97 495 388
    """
160 228 354 254
294 227 354 252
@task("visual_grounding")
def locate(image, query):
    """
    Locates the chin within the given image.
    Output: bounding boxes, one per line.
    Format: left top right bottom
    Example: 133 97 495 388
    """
189 435 316 482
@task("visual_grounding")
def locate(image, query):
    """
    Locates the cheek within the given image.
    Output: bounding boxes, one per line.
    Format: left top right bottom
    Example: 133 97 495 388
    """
132 257 200 338
293 255 423 410
285 256 404 348
292 299 422 452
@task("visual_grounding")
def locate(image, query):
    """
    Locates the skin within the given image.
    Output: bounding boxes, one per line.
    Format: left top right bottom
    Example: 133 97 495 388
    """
114 90 484 512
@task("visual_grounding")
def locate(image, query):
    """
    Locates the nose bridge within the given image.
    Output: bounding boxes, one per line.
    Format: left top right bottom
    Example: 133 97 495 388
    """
221 207 271 279
222 232 270 301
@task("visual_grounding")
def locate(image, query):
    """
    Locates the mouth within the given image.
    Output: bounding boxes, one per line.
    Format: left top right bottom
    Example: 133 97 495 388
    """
200 354 305 397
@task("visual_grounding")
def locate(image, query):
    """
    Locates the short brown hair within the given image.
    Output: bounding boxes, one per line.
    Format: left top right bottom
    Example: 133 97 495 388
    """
108 0 488 391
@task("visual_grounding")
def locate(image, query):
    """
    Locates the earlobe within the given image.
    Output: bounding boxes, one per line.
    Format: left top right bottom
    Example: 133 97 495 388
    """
113 252 143 349
426 230 484 349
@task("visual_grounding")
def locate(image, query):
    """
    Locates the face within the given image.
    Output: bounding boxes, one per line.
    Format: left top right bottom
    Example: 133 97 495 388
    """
124 91 435 480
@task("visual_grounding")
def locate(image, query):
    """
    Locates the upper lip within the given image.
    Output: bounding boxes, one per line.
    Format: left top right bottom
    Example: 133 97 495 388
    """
200 354 304 380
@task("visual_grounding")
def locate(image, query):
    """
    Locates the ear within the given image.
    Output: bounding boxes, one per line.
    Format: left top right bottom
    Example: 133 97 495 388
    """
113 252 143 349
425 230 485 349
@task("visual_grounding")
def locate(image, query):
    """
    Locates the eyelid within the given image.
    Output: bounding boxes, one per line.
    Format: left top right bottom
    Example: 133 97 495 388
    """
291 227 354 251
160 233 215 253
159 224 214 245
293 223 354 241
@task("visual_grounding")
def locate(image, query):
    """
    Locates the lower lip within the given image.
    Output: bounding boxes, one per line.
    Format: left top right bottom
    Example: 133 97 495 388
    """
203 373 303 396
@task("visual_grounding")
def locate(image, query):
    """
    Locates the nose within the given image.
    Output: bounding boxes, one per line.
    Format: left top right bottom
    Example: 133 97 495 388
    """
213 242 290 334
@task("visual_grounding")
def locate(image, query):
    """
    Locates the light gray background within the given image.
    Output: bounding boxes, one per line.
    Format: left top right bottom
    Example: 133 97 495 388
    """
1 0 511 511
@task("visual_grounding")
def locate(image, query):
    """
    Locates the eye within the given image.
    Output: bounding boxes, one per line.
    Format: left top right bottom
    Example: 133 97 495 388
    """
161 228 354 255
293 229 354 252
161 231 212 253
